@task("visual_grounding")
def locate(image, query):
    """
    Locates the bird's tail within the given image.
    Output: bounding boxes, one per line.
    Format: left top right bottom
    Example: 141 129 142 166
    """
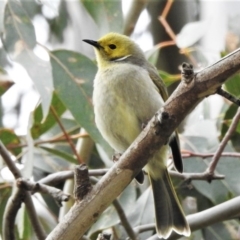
150 169 191 239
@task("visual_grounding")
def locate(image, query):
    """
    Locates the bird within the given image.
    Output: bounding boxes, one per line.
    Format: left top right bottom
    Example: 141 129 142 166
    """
83 32 191 239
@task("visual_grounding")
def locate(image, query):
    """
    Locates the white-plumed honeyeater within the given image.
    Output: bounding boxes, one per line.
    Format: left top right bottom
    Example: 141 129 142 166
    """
83 32 191 239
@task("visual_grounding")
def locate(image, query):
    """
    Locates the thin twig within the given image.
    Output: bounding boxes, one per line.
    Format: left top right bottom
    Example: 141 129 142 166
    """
17 178 71 206
38 169 108 186
38 170 74 185
0 141 47 240
158 0 176 41
181 151 240 159
112 200 138 240
24 194 47 240
134 223 155 234
217 88 240 106
208 107 240 174
2 188 25 240
155 40 176 49
0 141 22 179
7 132 89 150
50 106 83 164
161 0 173 18
123 0 150 36
169 170 225 182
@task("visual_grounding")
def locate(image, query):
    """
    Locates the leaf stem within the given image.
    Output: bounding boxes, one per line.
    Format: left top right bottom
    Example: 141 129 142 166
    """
50 106 84 164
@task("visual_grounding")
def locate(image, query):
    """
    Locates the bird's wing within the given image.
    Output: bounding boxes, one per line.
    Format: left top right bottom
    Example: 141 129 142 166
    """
147 63 183 173
147 64 169 101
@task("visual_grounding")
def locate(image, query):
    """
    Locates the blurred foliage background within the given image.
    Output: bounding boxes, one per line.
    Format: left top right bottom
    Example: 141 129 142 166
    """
0 0 240 239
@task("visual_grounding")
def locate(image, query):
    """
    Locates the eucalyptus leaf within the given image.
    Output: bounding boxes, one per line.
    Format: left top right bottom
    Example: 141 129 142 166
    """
88 182 137 237
50 50 111 153
15 49 53 121
0 128 21 156
185 157 229 204
223 74 240 98
176 21 208 48
33 148 70 174
3 0 36 53
159 70 180 87
184 151 240 205
3 0 53 120
204 221 237 240
0 78 14 96
40 146 78 164
128 187 154 228
17 205 33 240
145 46 160 66
0 187 11 235
81 0 123 35
31 92 66 139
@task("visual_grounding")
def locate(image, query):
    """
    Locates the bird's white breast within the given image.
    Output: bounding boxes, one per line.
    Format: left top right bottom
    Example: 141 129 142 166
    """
93 63 164 154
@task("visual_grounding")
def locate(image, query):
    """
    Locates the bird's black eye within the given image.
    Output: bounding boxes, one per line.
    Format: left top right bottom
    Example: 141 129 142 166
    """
108 44 116 49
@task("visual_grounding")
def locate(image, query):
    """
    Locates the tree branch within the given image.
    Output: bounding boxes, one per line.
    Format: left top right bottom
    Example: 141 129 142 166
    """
112 200 137 240
0 141 47 240
134 223 155 234
182 150 240 159
74 164 92 201
2 187 25 240
37 168 224 192
38 169 108 186
207 107 240 174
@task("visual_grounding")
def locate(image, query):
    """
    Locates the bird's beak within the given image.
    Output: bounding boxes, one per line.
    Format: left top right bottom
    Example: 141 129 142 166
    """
82 39 101 49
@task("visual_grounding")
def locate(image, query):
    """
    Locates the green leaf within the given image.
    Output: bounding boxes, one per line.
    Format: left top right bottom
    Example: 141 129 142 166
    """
31 92 66 139
3 0 36 53
145 46 160 66
0 67 14 96
184 152 240 205
0 186 12 235
40 146 78 164
159 70 180 87
33 147 70 173
0 77 14 96
48 0 69 42
221 104 237 137
14 49 53 121
19 0 41 19
3 0 52 119
88 182 137 236
50 50 111 153
0 128 22 156
185 157 229 204
81 0 123 34
223 74 240 98
128 187 154 228
204 221 237 240
221 104 240 151
17 205 33 240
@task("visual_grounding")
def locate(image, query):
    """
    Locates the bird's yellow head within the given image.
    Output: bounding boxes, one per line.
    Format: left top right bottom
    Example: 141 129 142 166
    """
83 32 145 68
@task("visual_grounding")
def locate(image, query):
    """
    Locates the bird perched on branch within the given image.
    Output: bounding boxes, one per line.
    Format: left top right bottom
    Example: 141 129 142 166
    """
83 32 190 239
